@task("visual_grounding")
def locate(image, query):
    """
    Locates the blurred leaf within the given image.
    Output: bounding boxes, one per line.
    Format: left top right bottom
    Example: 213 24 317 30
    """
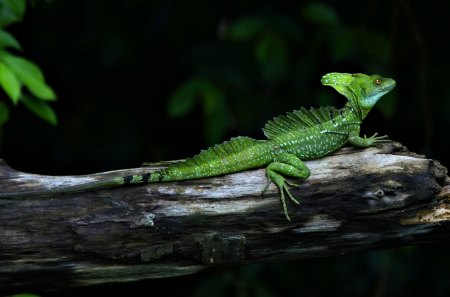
0 29 22 50
0 0 26 27
0 101 9 126
376 93 397 118
228 16 302 43
197 67 249 91
10 294 41 297
226 16 301 84
255 34 287 83
2 54 56 100
227 17 264 41
200 81 227 144
204 101 227 144
0 62 21 103
326 28 391 64
301 2 339 26
359 30 391 64
201 82 224 114
169 77 227 144
268 17 303 43
327 27 354 62
168 79 199 117
21 94 57 125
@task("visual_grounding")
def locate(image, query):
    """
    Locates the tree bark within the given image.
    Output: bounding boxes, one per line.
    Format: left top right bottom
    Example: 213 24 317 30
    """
0 142 449 293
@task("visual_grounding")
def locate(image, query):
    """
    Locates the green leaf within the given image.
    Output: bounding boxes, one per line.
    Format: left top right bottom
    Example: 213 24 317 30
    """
168 79 199 117
376 92 397 119
0 62 21 103
0 29 22 50
359 30 391 64
2 54 56 100
268 17 303 43
301 3 339 26
201 81 224 114
21 94 57 125
204 104 226 145
0 101 9 126
0 0 26 28
228 16 302 44
169 78 228 143
227 17 264 41
201 83 227 144
327 27 354 62
255 34 287 83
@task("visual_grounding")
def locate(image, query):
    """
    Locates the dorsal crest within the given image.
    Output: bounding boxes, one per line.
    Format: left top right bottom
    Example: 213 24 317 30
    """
167 136 258 170
263 106 340 140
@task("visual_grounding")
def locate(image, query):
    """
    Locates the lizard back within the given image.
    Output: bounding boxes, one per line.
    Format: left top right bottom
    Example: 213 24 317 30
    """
264 105 358 160
147 136 273 182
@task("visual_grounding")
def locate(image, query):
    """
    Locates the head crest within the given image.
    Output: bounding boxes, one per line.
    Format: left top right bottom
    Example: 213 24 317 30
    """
321 72 396 119
321 72 356 100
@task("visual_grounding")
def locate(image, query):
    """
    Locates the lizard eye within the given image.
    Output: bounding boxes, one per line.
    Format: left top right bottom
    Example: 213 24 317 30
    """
374 79 382 85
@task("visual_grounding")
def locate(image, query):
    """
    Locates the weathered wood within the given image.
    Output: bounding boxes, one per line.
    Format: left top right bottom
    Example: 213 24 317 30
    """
0 142 449 293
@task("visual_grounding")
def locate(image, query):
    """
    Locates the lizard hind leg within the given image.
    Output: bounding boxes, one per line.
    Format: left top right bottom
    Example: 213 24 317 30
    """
265 152 310 221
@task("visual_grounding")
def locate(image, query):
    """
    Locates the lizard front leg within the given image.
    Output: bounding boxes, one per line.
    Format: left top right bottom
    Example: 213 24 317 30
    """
264 151 310 221
348 130 389 147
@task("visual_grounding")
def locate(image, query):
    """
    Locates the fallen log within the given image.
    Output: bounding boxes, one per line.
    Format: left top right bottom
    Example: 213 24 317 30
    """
0 142 448 293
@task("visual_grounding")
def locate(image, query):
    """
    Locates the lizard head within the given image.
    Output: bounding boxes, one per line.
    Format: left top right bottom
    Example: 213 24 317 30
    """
321 72 396 118
351 73 396 110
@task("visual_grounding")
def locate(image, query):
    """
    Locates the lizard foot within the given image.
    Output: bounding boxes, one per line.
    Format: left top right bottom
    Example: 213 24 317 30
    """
365 133 390 144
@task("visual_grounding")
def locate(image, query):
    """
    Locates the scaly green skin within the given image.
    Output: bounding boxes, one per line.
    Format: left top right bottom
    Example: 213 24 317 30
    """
123 72 396 220
0 73 396 221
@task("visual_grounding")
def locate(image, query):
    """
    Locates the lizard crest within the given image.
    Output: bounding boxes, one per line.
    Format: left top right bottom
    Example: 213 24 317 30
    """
321 72 396 119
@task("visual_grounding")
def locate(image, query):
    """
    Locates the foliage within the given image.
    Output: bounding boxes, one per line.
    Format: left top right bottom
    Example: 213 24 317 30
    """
167 2 395 144
0 0 57 131
168 78 227 144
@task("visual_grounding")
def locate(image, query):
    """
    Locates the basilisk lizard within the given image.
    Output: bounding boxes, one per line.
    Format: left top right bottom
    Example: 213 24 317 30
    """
1 72 396 220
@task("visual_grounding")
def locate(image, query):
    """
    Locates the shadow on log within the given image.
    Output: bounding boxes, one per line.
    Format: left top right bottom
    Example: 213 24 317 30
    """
0 142 449 293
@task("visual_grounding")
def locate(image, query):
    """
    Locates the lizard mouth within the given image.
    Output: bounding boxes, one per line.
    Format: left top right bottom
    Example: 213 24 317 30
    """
380 78 396 93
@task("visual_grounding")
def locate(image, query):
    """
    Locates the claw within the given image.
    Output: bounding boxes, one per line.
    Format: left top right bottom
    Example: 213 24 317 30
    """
279 189 291 221
265 154 309 220
285 180 300 187
284 184 300 205
366 132 390 145
261 180 271 194
372 134 389 144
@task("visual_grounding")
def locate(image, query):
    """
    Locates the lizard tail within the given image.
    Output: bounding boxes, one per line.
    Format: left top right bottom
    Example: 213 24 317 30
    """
0 170 168 199
0 176 125 199
121 171 163 184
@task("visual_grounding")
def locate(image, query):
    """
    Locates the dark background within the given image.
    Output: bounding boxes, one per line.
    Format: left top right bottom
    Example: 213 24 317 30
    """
1 0 449 296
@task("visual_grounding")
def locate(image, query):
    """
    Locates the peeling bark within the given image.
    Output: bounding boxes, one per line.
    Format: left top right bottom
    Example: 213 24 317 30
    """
0 142 448 293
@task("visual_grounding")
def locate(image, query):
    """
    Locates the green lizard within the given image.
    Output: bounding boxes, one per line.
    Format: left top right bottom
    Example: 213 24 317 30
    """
2 72 396 220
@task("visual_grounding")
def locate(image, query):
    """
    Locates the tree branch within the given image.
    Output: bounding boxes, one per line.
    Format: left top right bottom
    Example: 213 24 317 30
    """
0 142 448 293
